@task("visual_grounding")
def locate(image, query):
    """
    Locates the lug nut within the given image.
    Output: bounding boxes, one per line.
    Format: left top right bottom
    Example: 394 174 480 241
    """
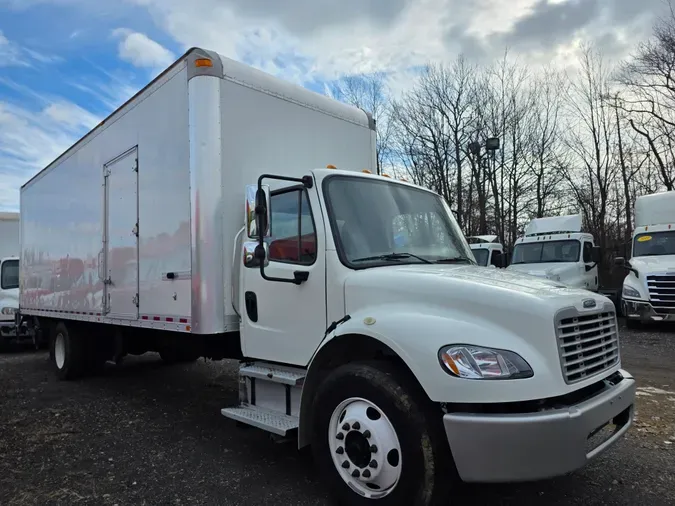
363 430 371 439
362 469 371 479
336 433 344 440
351 469 360 478
342 461 350 469
370 445 377 453
352 422 360 430
342 423 350 431
369 460 378 469
336 447 344 455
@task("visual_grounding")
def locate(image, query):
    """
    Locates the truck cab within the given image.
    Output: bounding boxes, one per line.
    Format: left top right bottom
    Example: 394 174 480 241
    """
467 235 505 267
0 256 19 335
227 168 634 504
617 191 675 326
507 215 602 291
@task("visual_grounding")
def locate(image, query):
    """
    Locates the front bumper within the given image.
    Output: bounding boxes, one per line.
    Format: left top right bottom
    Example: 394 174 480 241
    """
443 369 636 483
623 299 675 322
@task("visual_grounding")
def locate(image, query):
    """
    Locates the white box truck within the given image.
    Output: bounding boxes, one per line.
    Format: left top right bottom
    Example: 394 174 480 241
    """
0 212 22 338
616 191 675 327
18 48 635 506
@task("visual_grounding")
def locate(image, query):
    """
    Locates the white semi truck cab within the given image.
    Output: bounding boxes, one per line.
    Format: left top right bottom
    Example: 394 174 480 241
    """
617 191 675 326
467 235 506 267
18 48 635 506
507 214 602 291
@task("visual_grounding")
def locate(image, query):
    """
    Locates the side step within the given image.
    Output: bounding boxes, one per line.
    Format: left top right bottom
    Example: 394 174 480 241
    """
221 406 298 436
221 361 305 436
239 363 305 385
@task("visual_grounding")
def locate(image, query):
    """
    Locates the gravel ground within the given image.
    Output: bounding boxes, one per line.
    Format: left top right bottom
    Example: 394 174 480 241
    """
1 320 674 506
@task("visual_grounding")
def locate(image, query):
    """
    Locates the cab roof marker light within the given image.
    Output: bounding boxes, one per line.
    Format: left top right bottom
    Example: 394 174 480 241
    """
326 164 337 169
382 173 391 178
361 169 372 174
195 58 213 67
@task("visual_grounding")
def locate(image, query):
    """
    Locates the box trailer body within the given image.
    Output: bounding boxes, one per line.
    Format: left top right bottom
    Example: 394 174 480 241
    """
618 191 675 325
0 212 20 335
19 48 635 506
19 48 376 340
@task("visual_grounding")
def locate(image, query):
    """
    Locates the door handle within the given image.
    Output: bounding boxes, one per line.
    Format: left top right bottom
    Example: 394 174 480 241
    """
293 271 309 284
245 291 258 322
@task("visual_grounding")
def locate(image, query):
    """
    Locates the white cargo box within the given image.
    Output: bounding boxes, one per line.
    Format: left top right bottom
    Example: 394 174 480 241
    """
19 47 376 335
0 212 19 260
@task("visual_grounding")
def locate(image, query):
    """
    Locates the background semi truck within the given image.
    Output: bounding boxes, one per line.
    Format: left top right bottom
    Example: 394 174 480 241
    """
617 190 675 327
466 235 505 267
17 48 635 505
507 214 603 290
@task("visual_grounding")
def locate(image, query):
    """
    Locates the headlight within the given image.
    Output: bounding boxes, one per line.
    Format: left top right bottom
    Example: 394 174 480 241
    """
0 307 16 315
438 345 533 380
622 285 641 299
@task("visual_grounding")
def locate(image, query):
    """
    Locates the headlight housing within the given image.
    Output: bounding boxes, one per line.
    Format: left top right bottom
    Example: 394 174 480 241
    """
622 285 641 299
1 307 16 315
438 345 533 380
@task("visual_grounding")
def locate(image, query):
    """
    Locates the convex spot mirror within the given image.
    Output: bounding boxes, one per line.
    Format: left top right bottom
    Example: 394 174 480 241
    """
245 184 271 239
243 241 268 268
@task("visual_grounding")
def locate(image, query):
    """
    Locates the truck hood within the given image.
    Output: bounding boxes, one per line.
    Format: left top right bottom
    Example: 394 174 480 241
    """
506 262 579 282
344 264 607 324
629 255 675 274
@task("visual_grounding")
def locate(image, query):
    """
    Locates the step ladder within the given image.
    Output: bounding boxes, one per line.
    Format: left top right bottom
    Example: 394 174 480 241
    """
221 362 306 436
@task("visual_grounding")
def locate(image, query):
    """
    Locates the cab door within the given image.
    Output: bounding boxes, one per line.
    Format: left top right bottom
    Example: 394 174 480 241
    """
240 183 327 366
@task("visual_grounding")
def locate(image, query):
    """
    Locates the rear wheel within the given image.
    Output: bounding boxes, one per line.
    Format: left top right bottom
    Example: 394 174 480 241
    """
311 361 453 506
51 322 85 380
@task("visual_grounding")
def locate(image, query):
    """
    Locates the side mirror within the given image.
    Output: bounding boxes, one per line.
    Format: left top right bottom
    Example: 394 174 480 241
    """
614 256 626 267
591 246 602 264
245 184 271 239
492 251 508 268
243 241 268 268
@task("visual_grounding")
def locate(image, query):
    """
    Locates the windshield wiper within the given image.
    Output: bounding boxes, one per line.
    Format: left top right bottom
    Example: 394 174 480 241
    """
352 252 433 264
436 257 475 265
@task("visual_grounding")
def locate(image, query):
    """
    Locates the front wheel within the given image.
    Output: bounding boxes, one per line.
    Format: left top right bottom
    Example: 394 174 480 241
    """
311 361 454 506
50 322 85 380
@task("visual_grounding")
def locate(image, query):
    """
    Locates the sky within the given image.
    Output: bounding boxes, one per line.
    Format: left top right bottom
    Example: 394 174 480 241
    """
0 0 667 211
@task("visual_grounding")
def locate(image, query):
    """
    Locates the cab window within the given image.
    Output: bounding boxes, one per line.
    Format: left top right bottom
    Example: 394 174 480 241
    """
268 189 316 264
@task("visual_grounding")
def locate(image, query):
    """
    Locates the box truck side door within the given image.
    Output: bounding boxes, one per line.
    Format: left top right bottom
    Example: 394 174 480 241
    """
240 185 326 365
103 148 139 320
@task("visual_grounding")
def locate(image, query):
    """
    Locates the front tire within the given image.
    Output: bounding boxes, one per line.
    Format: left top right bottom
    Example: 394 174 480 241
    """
311 361 453 506
50 322 85 380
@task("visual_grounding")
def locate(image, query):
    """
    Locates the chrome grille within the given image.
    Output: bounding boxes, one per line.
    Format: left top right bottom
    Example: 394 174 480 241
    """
555 307 619 384
647 274 675 315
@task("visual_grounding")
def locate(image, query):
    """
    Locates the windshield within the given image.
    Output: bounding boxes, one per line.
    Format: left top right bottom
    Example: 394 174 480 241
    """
323 176 473 266
471 248 489 266
1 259 18 289
633 231 675 257
511 239 580 264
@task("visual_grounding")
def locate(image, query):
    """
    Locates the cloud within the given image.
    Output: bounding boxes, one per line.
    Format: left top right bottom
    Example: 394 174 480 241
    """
0 98 101 210
0 30 27 67
112 28 175 69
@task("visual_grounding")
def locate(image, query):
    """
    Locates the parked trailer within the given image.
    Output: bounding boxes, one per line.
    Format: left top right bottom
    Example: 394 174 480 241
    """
18 48 636 505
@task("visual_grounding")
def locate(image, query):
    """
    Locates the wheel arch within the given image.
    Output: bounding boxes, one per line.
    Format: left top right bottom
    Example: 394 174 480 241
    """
298 332 428 449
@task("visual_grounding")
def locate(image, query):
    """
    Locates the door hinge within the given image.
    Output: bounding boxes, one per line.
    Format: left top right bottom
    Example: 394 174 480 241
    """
133 294 139 307
132 223 139 237
133 158 138 172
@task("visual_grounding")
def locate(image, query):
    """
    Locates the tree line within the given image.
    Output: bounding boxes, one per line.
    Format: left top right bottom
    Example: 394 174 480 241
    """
327 4 675 286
